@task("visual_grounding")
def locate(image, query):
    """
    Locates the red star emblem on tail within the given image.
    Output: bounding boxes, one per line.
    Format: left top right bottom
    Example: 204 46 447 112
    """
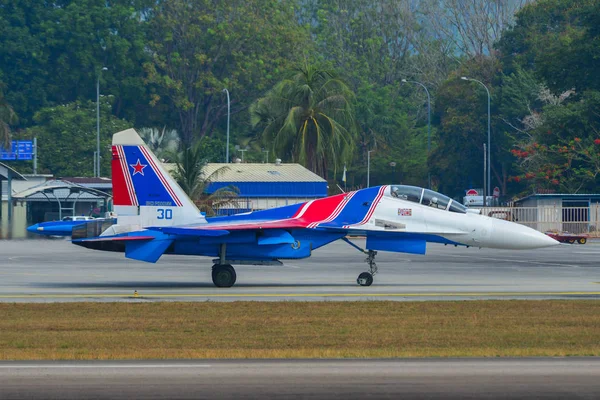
130 159 147 176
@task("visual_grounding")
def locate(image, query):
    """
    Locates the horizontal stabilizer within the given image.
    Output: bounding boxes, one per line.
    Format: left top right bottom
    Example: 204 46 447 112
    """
366 235 426 255
257 229 295 245
148 227 230 237
125 238 174 263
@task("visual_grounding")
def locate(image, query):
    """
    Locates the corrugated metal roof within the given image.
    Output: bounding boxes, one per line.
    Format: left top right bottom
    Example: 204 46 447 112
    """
164 163 326 183
207 181 327 197
516 193 600 202
0 162 27 180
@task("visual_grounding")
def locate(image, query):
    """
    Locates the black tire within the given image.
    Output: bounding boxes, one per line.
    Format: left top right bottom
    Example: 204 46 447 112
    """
212 264 237 288
578 238 587 244
568 239 575 244
357 272 373 287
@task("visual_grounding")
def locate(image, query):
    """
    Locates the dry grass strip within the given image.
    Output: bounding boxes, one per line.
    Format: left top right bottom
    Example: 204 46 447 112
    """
1 301 599 360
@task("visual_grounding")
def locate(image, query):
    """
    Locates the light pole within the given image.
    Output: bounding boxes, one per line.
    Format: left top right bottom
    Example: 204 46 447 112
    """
367 150 374 187
461 76 491 200
222 89 230 163
262 149 269 164
402 79 431 189
96 66 107 177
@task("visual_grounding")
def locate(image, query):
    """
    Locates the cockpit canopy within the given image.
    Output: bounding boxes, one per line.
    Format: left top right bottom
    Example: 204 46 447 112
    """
389 185 467 214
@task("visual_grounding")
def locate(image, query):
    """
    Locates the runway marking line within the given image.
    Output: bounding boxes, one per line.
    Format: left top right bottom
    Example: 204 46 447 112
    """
0 364 212 368
0 292 600 299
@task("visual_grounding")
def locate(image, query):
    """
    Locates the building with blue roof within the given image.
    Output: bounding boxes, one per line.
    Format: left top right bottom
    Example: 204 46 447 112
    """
201 161 328 214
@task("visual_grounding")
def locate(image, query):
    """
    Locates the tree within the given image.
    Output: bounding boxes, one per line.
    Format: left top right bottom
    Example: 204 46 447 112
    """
144 0 310 146
421 0 533 61
171 140 239 216
31 99 131 177
138 127 181 162
428 58 509 197
0 86 18 148
497 0 600 193
0 0 154 126
250 63 357 178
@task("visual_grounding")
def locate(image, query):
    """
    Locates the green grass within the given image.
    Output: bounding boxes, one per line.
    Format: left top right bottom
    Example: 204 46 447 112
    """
1 301 599 360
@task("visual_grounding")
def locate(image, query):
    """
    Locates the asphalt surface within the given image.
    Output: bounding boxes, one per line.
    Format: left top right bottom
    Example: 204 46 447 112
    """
0 359 599 399
0 238 599 301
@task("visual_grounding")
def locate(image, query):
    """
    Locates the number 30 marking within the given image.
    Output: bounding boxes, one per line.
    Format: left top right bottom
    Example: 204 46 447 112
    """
157 208 173 220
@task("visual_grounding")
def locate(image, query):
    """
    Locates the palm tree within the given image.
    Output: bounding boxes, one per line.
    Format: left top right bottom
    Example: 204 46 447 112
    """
138 127 181 162
0 88 17 149
171 140 239 216
250 62 357 178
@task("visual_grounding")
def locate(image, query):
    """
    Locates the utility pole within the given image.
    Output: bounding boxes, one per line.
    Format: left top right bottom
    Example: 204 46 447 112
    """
367 150 374 187
96 66 108 177
402 79 431 189
222 89 230 163
462 76 491 199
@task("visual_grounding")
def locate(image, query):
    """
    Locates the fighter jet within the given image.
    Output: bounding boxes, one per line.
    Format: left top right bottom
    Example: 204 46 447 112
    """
31 128 559 287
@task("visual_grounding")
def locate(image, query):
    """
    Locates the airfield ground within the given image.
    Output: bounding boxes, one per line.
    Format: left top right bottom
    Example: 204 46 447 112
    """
1 300 600 360
0 238 599 360
0 237 599 301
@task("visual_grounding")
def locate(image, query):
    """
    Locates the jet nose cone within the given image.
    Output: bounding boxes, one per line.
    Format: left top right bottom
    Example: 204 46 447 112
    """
27 223 40 233
489 218 560 249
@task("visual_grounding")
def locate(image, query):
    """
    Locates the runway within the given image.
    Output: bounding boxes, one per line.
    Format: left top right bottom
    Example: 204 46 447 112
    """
1 359 599 399
0 237 599 301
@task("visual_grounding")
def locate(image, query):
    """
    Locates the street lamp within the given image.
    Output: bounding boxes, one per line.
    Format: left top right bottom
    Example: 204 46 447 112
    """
461 76 491 201
367 150 375 187
402 79 431 189
222 89 230 163
96 66 108 177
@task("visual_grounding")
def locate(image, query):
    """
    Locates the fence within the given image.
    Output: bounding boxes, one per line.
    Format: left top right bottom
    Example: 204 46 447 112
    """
480 205 600 236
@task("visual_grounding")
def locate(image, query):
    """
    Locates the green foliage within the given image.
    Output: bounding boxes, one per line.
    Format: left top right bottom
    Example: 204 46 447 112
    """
510 91 600 193
428 58 505 197
171 140 239 216
1 0 597 200
30 99 131 177
138 127 180 163
250 62 357 178
498 0 600 194
0 85 18 148
144 0 310 145
0 0 154 126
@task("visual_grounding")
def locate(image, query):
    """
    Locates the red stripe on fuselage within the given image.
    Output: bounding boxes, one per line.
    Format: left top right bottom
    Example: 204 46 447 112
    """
296 193 350 226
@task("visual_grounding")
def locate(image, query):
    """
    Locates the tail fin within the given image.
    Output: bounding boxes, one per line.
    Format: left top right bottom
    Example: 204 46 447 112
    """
111 128 206 228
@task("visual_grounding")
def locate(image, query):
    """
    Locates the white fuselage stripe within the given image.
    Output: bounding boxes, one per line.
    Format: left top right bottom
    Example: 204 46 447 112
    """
309 191 356 228
139 145 183 206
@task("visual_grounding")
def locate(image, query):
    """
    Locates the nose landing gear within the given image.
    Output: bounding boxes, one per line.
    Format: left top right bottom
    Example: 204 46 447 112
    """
356 250 378 286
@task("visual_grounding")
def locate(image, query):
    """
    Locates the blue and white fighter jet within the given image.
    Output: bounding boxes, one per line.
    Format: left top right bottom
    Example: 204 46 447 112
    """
29 128 559 287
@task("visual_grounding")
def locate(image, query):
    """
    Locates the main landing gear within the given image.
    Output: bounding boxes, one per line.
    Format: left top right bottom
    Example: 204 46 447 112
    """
212 243 236 288
212 264 236 287
341 238 378 287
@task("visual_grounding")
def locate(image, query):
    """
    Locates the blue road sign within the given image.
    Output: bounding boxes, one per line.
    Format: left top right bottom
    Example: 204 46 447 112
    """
0 140 33 160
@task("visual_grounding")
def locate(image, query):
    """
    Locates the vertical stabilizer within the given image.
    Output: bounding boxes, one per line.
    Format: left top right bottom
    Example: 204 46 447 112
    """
111 128 206 228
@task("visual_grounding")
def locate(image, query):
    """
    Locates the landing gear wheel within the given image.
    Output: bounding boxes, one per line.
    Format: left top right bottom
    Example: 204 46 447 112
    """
357 272 373 287
212 264 237 287
578 238 587 244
